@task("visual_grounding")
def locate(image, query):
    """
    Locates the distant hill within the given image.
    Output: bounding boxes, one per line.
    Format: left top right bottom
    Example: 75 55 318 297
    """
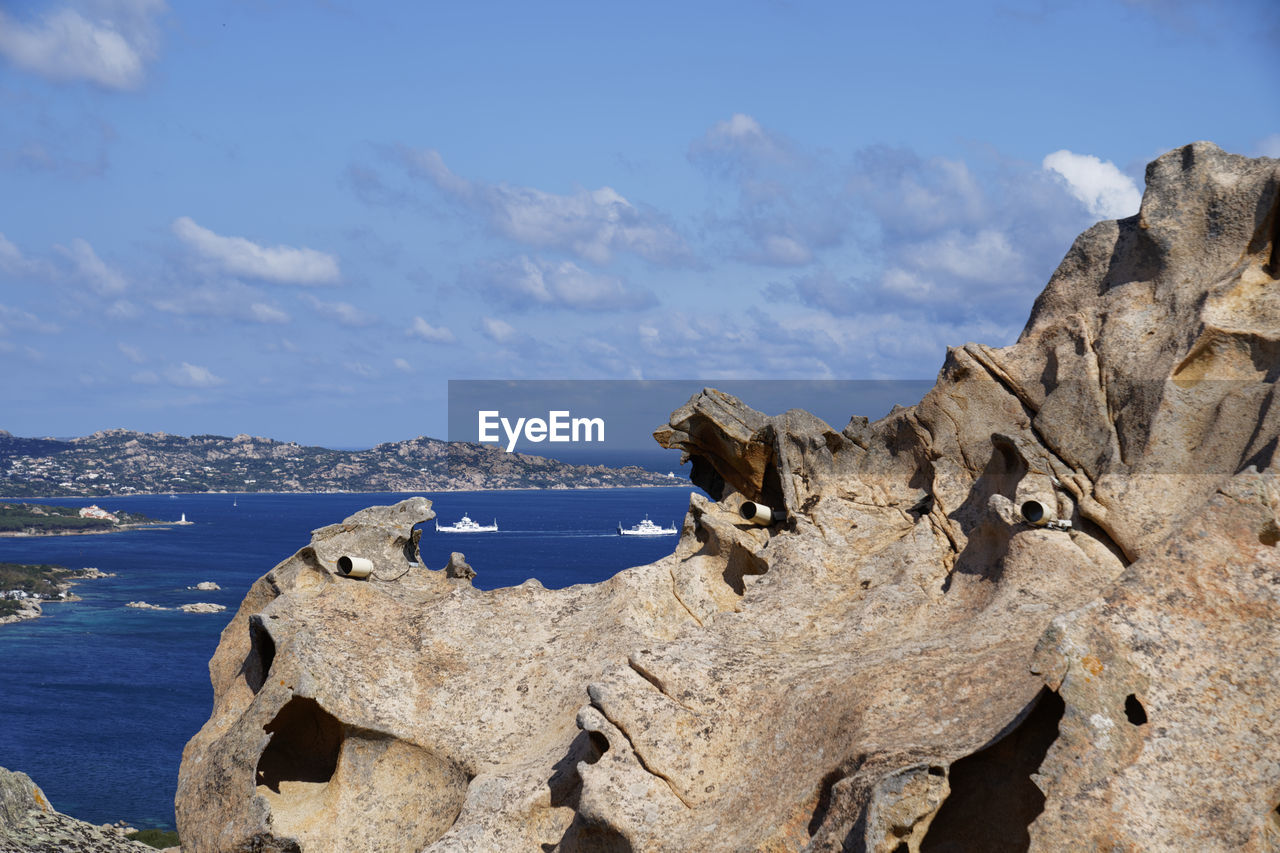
0 430 681 497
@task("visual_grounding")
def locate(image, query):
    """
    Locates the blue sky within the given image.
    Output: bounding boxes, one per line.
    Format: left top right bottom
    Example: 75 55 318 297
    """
0 0 1276 447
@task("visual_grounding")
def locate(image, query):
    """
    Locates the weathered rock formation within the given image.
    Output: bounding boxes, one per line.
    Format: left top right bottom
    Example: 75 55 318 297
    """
0 766 154 852
177 142 1280 851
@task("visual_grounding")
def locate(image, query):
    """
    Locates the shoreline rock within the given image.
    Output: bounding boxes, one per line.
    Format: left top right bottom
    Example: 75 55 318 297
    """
178 603 226 614
0 765 154 852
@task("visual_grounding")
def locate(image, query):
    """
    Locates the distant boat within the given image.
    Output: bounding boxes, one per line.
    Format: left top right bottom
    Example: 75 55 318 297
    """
618 516 677 536
435 514 498 533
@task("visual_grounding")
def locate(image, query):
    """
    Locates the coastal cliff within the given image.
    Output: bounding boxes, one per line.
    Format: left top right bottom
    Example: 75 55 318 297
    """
177 143 1280 851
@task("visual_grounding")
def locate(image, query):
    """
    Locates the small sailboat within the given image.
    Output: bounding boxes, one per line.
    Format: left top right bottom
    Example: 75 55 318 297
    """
435 514 498 533
617 516 677 536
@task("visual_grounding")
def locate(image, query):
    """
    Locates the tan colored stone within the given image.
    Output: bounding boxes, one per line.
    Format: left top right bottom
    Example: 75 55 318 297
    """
177 143 1280 851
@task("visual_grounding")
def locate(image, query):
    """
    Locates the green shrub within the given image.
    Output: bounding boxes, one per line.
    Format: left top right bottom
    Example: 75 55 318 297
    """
125 828 180 848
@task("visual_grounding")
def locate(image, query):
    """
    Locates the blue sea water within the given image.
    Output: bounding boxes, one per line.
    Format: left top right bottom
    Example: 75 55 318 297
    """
0 487 692 831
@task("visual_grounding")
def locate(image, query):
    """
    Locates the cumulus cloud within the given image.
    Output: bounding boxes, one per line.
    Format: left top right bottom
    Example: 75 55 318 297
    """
0 1 166 90
400 148 691 266
393 357 412 372
248 302 289 324
58 237 127 294
0 232 48 277
480 316 517 344
1042 150 1142 219
467 255 655 312
753 140 1108 334
848 147 986 237
117 342 144 363
172 217 341 285
767 270 865 317
902 229 1027 283
153 281 291 324
0 304 61 335
690 113 850 267
690 113 794 178
1258 134 1280 158
304 295 377 327
165 362 223 388
408 316 455 343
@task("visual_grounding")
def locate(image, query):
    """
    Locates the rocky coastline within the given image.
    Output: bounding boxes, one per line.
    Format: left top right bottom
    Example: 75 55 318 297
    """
0 565 115 626
0 766 170 852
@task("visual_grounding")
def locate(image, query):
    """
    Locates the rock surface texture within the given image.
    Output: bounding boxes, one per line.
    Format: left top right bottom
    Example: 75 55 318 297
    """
177 143 1280 851
0 766 153 853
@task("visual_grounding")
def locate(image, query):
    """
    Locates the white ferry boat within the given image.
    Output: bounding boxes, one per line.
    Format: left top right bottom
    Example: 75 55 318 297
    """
435 514 498 533
617 516 677 536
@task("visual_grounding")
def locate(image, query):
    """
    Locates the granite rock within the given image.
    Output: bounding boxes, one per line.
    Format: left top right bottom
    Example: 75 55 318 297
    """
0 766 154 853
176 143 1280 851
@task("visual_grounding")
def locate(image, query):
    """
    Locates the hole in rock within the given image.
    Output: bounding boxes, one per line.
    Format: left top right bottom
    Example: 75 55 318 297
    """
1260 519 1280 547
244 615 276 694
547 731 632 852
689 454 727 501
1124 694 1148 726
920 689 1064 852
928 766 946 777
256 696 343 794
586 730 610 763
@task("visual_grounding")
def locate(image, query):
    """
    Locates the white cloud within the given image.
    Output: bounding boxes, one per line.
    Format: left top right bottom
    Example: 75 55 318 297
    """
689 113 793 177
0 304 61 335
848 148 986 236
172 216 341 285
470 255 655 311
393 357 412 372
107 299 139 319
249 303 289 324
759 235 812 266
401 148 691 266
0 232 48 277
130 369 158 384
165 362 223 388
480 316 517 344
690 114 847 267
1258 134 1280 158
304 295 377 327
58 237 127 294
1042 150 1142 219
408 316 455 343
117 342 145 363
906 229 1025 283
153 281 291 324
0 1 166 90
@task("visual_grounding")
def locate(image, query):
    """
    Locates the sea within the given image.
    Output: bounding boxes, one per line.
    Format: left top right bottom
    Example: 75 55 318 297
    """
0 487 693 831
